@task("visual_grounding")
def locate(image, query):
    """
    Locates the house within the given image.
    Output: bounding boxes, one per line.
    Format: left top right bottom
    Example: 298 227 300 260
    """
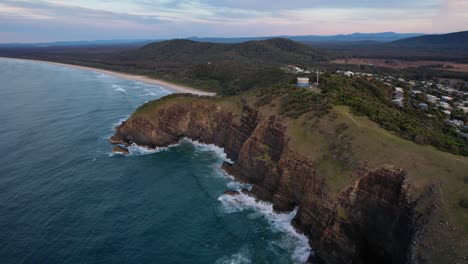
297 77 310 88
344 71 355 77
438 101 451 109
426 94 438 104
445 119 464 127
395 87 404 93
295 67 304 73
394 87 404 98
457 106 468 113
392 98 403 107
441 96 453 102
410 90 422 96
418 103 429 111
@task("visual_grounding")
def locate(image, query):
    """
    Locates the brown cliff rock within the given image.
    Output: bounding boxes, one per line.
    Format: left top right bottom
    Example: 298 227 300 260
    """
112 146 129 154
110 97 424 264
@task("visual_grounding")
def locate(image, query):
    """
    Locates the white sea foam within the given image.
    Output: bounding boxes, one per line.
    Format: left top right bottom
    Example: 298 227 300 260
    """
142 89 158 96
218 193 312 263
131 81 146 86
215 248 251 264
183 138 234 164
226 181 252 192
112 84 126 93
127 143 170 156
112 115 130 128
179 138 311 262
95 73 113 79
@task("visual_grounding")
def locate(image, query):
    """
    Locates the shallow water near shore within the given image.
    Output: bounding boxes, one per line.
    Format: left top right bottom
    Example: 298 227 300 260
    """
0 58 310 263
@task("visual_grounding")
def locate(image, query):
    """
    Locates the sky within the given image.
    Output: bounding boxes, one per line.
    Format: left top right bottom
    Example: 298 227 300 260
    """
0 0 467 43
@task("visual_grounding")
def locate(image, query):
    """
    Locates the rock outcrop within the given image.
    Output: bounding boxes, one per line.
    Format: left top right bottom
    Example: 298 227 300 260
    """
112 146 129 154
110 98 422 264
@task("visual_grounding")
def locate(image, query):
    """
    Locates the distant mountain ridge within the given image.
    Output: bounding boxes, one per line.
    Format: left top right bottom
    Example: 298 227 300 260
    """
390 31 468 49
0 32 423 47
188 32 423 43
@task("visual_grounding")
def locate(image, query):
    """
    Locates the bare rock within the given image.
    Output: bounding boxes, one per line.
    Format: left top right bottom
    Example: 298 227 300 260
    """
112 146 129 155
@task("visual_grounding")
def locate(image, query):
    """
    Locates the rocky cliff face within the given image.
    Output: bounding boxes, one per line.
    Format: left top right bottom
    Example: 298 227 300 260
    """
110 97 421 264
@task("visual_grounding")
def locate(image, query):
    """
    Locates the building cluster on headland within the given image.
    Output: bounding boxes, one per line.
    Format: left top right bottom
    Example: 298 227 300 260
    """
336 69 468 138
284 64 468 138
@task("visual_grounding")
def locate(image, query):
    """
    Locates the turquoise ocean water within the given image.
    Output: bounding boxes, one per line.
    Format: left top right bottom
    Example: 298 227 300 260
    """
0 58 310 264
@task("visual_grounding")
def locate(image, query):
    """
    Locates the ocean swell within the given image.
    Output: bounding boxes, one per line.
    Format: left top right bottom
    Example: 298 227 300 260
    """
107 134 312 263
185 140 312 264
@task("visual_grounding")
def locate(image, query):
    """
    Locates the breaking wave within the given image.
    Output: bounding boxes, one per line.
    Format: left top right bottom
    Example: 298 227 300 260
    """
105 119 312 261
215 248 251 264
185 138 234 164
143 89 158 96
112 84 126 93
112 115 130 128
218 193 311 263
180 139 312 263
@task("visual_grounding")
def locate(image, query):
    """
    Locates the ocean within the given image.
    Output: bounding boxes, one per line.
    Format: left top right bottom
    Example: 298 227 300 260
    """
0 58 310 264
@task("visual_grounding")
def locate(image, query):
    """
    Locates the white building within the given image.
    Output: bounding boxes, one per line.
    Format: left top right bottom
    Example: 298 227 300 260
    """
410 90 422 96
426 94 438 104
441 96 454 102
445 119 464 127
438 102 451 109
297 77 310 88
392 98 404 107
344 71 355 77
457 106 468 113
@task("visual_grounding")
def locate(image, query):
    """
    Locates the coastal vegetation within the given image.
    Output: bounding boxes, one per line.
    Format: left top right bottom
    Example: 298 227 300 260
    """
254 75 468 156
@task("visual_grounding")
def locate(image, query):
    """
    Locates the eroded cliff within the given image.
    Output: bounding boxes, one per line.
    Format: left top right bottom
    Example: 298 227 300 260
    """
109 94 463 264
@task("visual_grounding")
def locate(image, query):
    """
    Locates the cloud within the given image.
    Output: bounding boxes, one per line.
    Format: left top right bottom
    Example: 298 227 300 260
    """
0 2 52 20
432 0 468 33
0 0 466 42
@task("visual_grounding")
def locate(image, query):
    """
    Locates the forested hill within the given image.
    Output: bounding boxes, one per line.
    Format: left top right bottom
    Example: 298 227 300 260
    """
390 30 468 49
0 38 330 95
102 38 330 95
115 38 330 66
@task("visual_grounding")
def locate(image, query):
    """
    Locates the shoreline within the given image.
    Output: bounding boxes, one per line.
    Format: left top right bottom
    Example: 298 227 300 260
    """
0 57 216 96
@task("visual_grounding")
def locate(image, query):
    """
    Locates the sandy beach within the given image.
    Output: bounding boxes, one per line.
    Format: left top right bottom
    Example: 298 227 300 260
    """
0 57 216 96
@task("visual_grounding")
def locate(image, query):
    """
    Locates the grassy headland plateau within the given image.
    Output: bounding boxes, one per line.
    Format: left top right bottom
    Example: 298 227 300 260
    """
110 86 468 263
